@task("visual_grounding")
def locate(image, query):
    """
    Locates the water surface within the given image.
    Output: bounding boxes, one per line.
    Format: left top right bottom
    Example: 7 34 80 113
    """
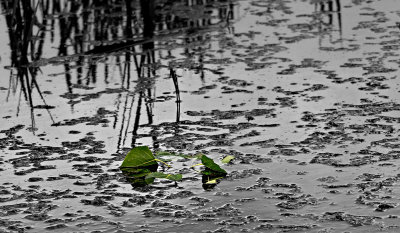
1 0 400 232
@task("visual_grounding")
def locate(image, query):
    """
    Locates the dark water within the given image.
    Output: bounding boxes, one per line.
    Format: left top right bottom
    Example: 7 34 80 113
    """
1 0 400 232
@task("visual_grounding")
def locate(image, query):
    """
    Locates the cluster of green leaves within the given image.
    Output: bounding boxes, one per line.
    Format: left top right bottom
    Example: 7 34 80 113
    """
120 146 234 188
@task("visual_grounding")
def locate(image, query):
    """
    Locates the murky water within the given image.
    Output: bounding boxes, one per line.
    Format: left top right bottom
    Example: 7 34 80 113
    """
1 0 400 232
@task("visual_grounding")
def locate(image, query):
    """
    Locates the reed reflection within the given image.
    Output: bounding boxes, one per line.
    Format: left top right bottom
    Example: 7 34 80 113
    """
313 0 342 46
1 0 55 133
1 0 236 147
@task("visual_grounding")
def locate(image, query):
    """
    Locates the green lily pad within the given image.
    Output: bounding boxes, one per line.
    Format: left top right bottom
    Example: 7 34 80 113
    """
201 155 227 174
221 155 235 164
145 172 183 181
121 146 157 168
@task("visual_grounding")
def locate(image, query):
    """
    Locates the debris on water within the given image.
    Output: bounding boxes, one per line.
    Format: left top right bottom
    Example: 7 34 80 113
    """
321 212 381 226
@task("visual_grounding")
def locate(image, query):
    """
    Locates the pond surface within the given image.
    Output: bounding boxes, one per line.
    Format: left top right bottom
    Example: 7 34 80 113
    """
1 0 400 232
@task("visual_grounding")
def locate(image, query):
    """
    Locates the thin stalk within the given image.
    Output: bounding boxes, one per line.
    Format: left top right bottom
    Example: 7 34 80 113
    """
170 68 181 122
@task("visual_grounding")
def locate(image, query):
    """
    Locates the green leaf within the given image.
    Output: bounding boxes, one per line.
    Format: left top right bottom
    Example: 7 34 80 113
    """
121 146 157 168
144 177 156 185
120 167 152 178
145 172 183 181
201 170 214 176
201 155 227 174
221 155 235 164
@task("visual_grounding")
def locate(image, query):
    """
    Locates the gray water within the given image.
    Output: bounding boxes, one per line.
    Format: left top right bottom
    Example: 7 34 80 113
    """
1 0 400 232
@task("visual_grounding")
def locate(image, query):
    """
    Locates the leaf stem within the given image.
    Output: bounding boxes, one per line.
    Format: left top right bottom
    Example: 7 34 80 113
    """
154 159 171 168
190 163 203 168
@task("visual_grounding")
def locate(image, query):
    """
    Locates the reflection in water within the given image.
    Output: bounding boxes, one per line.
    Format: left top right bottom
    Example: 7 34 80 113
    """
1 0 55 133
313 0 342 46
1 0 235 146
169 68 181 123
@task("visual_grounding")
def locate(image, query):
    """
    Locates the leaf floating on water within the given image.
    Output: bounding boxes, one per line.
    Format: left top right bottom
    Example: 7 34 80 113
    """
120 147 228 188
145 172 183 181
221 155 235 164
121 146 157 168
201 155 227 174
